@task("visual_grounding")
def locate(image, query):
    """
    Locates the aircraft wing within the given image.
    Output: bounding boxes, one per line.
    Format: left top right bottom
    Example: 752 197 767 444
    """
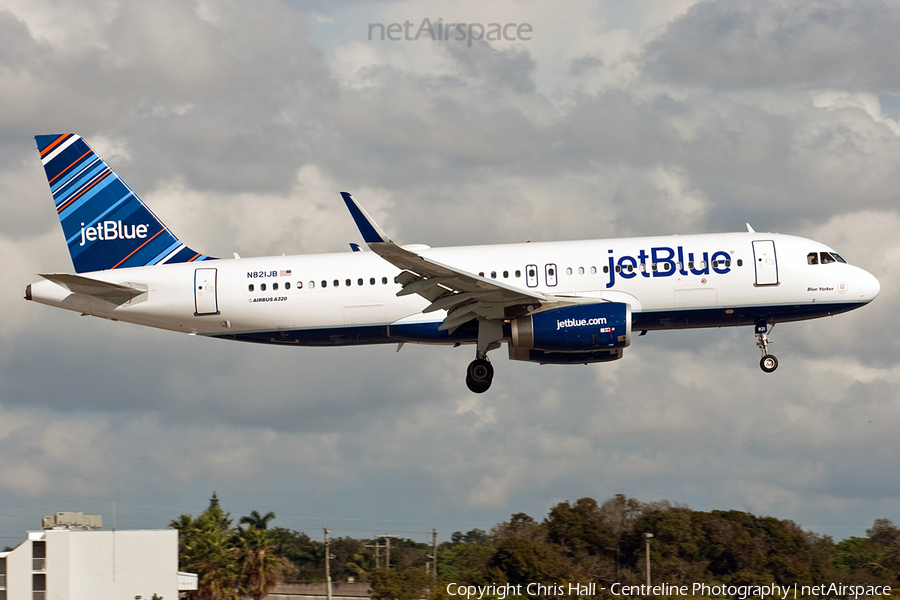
342 192 568 331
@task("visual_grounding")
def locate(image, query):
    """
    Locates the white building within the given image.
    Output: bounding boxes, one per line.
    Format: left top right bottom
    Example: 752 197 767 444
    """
0 526 197 599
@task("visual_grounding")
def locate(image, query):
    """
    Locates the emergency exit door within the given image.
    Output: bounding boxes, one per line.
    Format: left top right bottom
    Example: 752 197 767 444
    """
752 240 779 286
194 268 219 315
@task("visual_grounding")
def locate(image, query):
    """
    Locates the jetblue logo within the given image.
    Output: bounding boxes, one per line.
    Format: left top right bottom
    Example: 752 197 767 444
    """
606 246 732 288
79 221 150 246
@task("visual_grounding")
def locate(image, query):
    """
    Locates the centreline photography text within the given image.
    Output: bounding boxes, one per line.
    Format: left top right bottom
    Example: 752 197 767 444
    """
445 582 895 599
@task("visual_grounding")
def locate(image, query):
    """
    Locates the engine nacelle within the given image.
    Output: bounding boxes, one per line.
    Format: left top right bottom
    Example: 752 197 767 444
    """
509 302 631 364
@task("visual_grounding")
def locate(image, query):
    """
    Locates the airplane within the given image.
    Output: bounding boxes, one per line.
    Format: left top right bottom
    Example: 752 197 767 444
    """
26 134 881 393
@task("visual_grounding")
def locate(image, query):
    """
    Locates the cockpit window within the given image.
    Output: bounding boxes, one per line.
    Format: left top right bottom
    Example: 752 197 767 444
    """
810 251 848 265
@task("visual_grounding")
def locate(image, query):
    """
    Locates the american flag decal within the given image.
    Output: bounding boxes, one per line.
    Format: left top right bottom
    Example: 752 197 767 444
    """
279 269 292 277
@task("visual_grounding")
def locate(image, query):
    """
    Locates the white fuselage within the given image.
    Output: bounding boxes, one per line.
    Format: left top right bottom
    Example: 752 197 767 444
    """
27 231 880 348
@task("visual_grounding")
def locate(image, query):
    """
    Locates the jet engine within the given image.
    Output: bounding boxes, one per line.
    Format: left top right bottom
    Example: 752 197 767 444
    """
508 302 631 364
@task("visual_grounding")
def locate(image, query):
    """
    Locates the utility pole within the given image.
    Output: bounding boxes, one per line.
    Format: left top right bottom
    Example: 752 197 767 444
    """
644 533 653 587
604 546 621 584
365 542 381 570
380 534 398 570
431 529 437 585
325 528 333 600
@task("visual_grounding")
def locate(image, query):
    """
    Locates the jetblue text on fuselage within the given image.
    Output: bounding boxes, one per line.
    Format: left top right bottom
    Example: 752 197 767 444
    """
605 246 732 288
79 221 149 246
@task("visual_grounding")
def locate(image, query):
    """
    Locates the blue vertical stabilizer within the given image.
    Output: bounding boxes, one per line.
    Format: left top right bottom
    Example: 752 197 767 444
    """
35 134 215 273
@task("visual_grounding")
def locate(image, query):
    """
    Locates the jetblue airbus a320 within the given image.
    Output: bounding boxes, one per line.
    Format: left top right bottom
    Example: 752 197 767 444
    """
26 134 880 392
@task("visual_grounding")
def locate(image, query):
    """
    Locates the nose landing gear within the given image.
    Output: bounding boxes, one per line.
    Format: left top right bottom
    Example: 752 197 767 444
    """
756 321 778 373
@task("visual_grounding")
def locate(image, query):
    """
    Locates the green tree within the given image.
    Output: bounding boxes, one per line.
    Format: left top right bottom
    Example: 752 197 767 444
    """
835 519 900 584
240 510 277 531
171 498 240 600
370 567 430 600
486 537 573 593
237 526 280 600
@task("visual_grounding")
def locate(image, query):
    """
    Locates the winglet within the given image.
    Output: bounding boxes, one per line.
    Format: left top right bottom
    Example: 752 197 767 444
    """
746 223 756 233
340 192 391 245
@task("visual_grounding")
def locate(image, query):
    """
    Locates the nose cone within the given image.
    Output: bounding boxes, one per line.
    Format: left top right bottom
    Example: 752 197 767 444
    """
858 268 880 302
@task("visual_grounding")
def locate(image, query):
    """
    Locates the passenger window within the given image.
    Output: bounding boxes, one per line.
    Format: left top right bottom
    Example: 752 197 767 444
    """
309 281 315 289
528 269 535 277
358 278 364 286
515 270 521 277
382 277 388 284
566 267 573 276
321 280 327 288
603 266 609 273
334 280 339 287
807 252 819 265
273 282 279 290
261 283 267 291
503 270 509 278
627 265 633 273
297 281 303 289
248 284 254 292
725 260 731 267
285 282 291 290
737 259 742 267
590 266 597 274
820 252 835 264
346 279 351 286
479 272 485 277
712 260 718 268
688 261 694 269
370 277 376 285
615 265 621 273
578 267 584 275
491 271 497 279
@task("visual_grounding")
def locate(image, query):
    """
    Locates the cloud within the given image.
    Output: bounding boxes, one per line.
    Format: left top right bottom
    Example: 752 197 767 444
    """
646 0 900 88
0 0 897 545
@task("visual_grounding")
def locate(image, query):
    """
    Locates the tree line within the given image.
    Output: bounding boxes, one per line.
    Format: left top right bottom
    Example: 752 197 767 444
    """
172 494 899 600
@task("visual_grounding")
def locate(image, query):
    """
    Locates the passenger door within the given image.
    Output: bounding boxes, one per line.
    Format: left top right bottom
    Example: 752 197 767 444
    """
194 268 219 315
752 240 779 286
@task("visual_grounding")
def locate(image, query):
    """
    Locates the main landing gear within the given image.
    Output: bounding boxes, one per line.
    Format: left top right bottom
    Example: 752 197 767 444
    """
466 358 494 394
466 318 503 393
756 321 778 373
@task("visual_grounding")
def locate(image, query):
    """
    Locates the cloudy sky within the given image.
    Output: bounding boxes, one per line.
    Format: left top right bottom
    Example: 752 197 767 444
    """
1 0 899 547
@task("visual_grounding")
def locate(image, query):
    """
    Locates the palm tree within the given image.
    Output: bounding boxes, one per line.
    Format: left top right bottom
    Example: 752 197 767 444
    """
240 510 276 531
238 526 279 600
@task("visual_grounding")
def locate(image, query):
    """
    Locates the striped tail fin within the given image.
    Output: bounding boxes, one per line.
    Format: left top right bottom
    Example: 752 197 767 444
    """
35 134 215 273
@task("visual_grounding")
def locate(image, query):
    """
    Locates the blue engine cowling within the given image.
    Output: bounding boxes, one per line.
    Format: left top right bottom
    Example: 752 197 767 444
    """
509 302 631 364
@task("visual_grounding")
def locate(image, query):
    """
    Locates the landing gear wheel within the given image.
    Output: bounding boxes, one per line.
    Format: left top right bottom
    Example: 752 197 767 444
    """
466 359 494 393
760 354 778 373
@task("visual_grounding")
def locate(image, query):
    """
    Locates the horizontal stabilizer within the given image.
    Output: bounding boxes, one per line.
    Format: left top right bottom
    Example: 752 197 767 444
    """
40 273 147 298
